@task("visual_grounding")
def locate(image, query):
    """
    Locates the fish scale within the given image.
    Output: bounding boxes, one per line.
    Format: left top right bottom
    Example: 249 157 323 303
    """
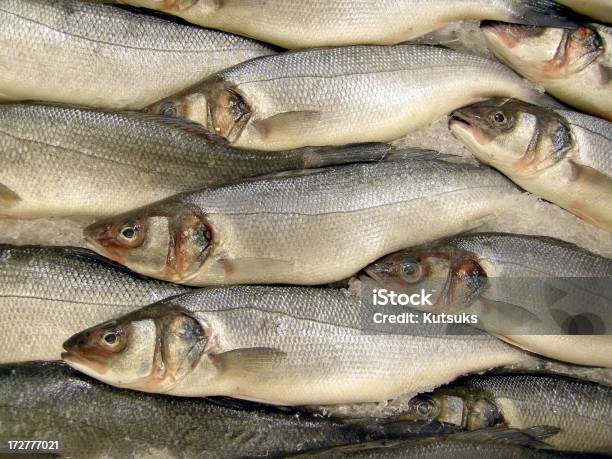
0 0 275 109
0 245 188 363
0 103 382 218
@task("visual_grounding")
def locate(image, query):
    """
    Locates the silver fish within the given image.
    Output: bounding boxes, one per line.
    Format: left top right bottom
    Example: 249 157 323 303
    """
0 0 275 109
424 374 612 453
364 232 612 367
450 98 612 231
0 103 393 218
0 245 188 363
62 286 534 405
147 45 551 151
0 362 401 458
482 22 612 119
83 159 519 286
112 0 576 49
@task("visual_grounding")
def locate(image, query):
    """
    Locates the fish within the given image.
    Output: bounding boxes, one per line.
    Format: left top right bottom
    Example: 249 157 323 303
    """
408 374 612 453
363 232 612 367
0 362 407 458
146 44 553 151
0 245 188 364
481 22 612 119
83 158 520 286
449 98 612 231
110 0 577 49
293 427 565 458
0 0 276 110
0 103 395 219
62 285 539 405
555 0 612 24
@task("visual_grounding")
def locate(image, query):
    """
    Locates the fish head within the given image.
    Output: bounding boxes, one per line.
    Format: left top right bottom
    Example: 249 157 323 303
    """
363 247 486 313
84 201 212 283
62 303 211 392
399 394 466 426
438 387 504 430
450 98 573 178
146 81 251 143
481 22 603 80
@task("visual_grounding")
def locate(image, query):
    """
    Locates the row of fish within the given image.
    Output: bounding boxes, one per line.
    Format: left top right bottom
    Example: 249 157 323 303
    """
2 0 611 457
3 363 609 457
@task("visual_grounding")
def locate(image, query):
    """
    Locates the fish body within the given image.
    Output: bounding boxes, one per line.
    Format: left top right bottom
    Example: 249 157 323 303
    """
62 286 532 405
364 233 612 367
0 362 389 458
0 103 392 218
84 159 519 286
0 0 275 109
556 0 612 24
482 23 612 119
0 245 188 363
113 0 576 49
148 45 550 151
436 374 612 453
450 98 612 230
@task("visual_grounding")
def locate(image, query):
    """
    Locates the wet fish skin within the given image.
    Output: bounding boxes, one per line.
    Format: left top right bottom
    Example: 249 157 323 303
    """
449 98 612 230
0 0 275 109
481 22 612 119
0 103 393 219
555 0 612 24
0 245 188 364
83 159 519 286
62 285 534 405
112 0 577 49
363 233 612 367
295 428 565 458
147 45 550 151
436 374 612 453
0 362 392 459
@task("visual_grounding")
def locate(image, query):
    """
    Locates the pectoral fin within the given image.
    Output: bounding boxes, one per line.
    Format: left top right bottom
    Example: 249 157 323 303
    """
253 111 321 140
0 183 20 208
211 347 287 375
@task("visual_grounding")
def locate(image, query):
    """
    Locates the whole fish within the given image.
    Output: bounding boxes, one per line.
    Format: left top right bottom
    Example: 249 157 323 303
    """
555 0 612 24
413 374 612 453
0 245 188 363
83 159 519 286
0 362 400 458
0 103 392 218
481 22 612 119
363 233 612 367
62 286 534 405
295 427 565 458
147 45 551 151
449 98 612 230
0 0 275 109
111 0 576 49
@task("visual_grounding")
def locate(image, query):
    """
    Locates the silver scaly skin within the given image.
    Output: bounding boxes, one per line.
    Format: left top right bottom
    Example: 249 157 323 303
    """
0 0 275 109
0 245 188 363
450 98 612 231
364 233 612 367
62 286 533 405
0 103 390 218
147 45 551 151
113 0 577 49
83 159 520 286
0 362 387 459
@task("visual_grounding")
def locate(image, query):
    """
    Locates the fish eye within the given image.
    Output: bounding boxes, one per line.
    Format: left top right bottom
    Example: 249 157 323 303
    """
160 102 179 118
491 111 508 126
401 259 423 283
118 222 144 248
413 397 438 419
100 329 121 349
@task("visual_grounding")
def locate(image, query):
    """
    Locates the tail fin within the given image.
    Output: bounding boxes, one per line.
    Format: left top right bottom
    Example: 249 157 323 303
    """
513 0 582 28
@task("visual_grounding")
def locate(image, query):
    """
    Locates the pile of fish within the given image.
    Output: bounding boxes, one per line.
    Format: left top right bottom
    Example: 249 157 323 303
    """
0 0 611 457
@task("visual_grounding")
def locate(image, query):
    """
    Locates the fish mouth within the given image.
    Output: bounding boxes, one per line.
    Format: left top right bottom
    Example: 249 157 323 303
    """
449 113 473 130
